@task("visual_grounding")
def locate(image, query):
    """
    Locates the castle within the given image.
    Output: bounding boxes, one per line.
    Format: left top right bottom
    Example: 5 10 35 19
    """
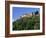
20 11 39 18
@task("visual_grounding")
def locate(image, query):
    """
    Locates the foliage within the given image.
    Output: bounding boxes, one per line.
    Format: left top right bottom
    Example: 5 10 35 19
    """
13 15 40 30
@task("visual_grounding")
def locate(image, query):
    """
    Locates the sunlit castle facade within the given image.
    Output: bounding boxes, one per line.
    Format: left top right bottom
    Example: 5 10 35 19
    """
20 11 39 18
21 13 32 18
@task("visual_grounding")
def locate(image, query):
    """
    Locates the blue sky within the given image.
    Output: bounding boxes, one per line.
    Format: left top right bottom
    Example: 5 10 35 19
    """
12 7 40 21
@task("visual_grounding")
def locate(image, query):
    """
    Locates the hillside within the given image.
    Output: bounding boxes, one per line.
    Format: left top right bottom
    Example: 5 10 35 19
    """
13 14 40 30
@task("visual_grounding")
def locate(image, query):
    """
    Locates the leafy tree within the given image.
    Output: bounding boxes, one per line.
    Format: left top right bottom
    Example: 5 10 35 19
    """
13 13 40 30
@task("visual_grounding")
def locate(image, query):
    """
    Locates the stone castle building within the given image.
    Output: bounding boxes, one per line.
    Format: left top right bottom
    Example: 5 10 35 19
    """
20 11 39 18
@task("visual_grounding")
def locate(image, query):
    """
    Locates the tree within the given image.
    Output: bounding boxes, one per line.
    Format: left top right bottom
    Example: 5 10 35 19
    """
35 11 39 15
13 13 40 30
